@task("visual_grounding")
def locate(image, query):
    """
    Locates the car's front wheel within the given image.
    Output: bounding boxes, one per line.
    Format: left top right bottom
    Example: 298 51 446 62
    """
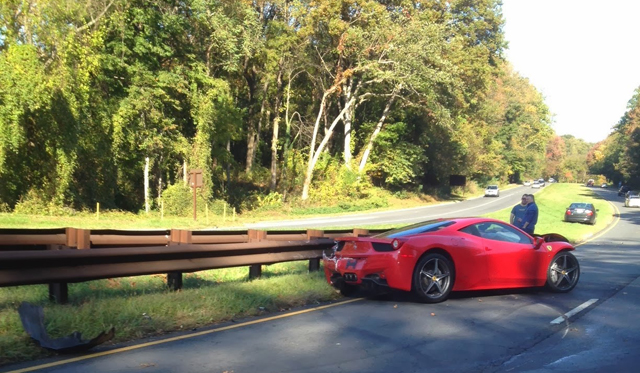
412 253 455 303
546 251 580 292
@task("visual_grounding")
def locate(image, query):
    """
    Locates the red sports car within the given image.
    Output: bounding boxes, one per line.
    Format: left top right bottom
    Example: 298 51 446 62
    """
323 217 580 303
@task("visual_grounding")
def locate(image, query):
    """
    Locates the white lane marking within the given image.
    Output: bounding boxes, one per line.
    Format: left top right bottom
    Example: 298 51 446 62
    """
550 299 598 324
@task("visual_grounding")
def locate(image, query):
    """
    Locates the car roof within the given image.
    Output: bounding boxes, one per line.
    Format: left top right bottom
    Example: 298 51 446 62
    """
372 217 506 239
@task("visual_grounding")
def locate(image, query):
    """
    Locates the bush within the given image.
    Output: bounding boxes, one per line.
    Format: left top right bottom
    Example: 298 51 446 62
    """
11 189 77 215
161 183 192 216
161 183 213 217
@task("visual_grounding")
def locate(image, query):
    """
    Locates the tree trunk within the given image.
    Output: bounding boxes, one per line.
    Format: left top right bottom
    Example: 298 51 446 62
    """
270 67 284 192
342 78 355 168
225 140 231 192
157 156 163 206
301 96 355 200
246 80 269 173
359 92 397 173
144 157 150 214
183 160 187 184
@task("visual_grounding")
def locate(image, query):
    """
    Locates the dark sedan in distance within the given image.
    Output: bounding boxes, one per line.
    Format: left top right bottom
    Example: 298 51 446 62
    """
564 203 597 225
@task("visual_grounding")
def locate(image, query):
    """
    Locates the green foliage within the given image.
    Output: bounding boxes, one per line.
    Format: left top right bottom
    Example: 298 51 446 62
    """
308 157 376 203
12 189 79 216
592 86 640 187
364 121 427 188
0 0 576 214
12 190 50 215
161 182 212 217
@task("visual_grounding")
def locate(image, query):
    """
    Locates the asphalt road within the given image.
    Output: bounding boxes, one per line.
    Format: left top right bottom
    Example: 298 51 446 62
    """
246 185 538 229
4 186 639 373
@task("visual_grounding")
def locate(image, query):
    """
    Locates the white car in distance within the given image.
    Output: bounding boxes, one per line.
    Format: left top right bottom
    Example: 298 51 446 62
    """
626 193 640 208
484 185 500 197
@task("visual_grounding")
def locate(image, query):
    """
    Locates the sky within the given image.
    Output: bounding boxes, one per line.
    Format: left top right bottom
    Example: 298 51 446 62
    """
501 0 640 144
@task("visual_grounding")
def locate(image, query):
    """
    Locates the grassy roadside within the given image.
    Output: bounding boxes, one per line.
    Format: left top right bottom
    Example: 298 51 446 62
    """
484 183 615 243
0 183 614 367
0 263 342 366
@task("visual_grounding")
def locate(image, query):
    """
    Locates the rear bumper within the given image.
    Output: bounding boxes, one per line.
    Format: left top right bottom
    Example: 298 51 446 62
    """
564 215 593 223
323 253 410 291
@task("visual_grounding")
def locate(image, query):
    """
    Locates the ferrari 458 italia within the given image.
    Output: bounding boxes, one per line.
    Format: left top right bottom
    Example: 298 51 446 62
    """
323 218 580 303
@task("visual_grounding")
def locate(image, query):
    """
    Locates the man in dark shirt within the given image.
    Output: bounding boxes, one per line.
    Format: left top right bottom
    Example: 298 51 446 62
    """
511 194 529 228
522 194 539 235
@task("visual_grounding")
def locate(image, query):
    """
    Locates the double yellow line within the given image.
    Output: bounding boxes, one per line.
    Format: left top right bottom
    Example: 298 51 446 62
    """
6 298 363 373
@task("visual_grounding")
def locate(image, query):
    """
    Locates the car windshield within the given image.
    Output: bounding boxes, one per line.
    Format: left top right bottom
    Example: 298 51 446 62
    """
486 185 498 190
375 220 456 239
569 203 591 209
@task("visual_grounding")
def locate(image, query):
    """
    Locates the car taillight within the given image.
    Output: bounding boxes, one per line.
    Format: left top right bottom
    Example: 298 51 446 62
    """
566 210 571 215
391 239 404 250
586 210 593 216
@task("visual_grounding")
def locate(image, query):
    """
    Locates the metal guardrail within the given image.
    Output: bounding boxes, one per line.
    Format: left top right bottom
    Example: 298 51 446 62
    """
0 227 385 303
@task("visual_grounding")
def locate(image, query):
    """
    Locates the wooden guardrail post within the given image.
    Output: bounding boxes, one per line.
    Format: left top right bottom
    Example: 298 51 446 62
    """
76 229 91 249
167 229 191 291
47 228 89 304
248 230 267 279
307 229 325 272
353 228 370 237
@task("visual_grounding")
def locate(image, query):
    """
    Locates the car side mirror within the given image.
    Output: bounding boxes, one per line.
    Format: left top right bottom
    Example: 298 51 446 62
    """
534 237 544 250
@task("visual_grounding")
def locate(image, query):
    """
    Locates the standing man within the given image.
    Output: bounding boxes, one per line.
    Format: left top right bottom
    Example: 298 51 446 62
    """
511 194 529 228
522 194 539 235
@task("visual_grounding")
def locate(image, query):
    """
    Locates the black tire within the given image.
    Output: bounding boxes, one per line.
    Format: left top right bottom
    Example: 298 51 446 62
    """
412 253 455 303
546 251 580 293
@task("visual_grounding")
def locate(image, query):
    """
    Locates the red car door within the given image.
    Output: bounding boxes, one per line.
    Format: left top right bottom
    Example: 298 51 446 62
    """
477 222 541 288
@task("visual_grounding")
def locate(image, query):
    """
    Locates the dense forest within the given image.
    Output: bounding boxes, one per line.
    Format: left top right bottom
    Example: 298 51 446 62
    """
0 0 611 215
587 87 640 187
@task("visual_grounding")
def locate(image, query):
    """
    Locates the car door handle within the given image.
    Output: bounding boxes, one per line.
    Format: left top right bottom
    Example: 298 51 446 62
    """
485 246 492 251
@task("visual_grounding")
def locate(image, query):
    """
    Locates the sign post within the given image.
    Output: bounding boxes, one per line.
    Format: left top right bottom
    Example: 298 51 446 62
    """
189 169 203 221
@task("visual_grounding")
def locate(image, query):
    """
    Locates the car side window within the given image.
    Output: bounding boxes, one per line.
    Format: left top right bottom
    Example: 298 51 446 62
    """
476 222 532 244
460 225 482 237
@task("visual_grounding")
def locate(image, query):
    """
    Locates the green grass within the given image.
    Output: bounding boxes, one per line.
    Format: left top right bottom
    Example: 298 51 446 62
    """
0 183 613 367
484 183 615 243
0 262 341 366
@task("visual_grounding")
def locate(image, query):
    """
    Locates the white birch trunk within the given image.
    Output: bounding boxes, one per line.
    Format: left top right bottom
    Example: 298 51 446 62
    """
183 160 187 184
301 96 356 200
342 79 354 168
144 157 150 214
359 93 397 173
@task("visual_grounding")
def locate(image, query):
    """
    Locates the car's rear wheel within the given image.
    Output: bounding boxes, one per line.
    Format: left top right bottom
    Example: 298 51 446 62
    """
546 252 580 292
412 253 455 303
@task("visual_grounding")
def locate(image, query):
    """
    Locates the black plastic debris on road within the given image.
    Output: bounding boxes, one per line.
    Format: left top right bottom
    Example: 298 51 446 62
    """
18 302 115 353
